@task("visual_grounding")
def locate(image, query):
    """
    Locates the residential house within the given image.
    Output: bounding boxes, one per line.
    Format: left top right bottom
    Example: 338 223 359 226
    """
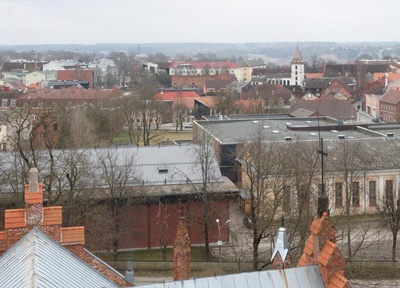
57 69 101 89
25 70 57 86
1 60 47 77
243 83 297 113
379 88 400 122
237 58 266 83
320 77 358 102
154 89 201 123
0 168 130 287
303 77 334 96
0 79 26 91
203 78 236 96
288 99 357 121
362 80 385 118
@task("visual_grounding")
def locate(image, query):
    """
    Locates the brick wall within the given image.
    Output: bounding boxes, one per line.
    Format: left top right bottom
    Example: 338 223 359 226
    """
85 199 230 250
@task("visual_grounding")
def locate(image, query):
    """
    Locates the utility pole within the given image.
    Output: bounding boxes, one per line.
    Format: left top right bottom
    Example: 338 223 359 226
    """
317 137 328 217
216 218 230 274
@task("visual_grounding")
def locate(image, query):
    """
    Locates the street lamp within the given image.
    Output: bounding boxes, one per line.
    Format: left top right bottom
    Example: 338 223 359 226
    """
216 218 231 273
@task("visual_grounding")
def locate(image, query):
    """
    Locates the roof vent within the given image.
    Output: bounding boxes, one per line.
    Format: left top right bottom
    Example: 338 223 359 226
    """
272 130 279 134
310 132 318 136
252 121 259 124
285 136 292 141
387 133 394 137
330 130 338 133
285 122 292 126
263 125 270 129
305 121 312 124
158 167 168 173
338 135 345 140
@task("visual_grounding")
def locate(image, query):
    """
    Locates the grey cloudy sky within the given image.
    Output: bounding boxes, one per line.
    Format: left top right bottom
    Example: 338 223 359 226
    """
2 0 399 45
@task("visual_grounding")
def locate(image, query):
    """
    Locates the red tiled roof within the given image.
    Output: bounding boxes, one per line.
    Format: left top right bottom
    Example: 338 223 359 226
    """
19 86 121 101
374 72 400 83
303 235 314 257
5 209 26 229
154 90 200 101
195 96 216 107
61 227 85 245
172 97 196 109
305 73 324 78
318 240 336 266
380 88 400 105
43 207 62 226
328 271 349 288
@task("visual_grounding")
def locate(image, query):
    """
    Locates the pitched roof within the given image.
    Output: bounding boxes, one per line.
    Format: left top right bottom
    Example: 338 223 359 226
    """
154 90 200 101
135 265 324 288
204 79 235 90
380 88 400 105
19 86 122 101
0 227 119 288
288 99 357 120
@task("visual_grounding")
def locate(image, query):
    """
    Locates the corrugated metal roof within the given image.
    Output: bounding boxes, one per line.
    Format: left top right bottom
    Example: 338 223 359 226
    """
0 227 119 288
134 265 324 288
0 144 224 193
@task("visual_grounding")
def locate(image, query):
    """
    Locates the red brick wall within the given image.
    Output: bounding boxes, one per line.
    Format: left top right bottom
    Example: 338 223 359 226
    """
85 199 230 250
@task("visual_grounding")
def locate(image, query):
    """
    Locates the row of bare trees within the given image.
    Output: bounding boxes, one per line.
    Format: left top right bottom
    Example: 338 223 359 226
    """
234 124 400 273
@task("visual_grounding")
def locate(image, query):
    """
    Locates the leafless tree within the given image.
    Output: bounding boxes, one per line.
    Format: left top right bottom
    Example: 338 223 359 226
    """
237 124 294 270
95 147 139 260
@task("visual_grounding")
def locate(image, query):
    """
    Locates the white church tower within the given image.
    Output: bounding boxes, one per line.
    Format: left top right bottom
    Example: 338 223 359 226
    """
290 46 304 86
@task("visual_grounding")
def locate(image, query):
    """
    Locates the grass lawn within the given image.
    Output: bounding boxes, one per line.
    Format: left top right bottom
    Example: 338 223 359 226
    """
113 130 193 146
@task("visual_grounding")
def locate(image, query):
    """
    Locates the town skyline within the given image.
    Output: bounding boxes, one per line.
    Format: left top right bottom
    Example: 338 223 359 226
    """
2 0 399 45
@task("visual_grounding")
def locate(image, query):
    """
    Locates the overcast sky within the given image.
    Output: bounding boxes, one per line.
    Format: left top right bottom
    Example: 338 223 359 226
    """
2 0 399 45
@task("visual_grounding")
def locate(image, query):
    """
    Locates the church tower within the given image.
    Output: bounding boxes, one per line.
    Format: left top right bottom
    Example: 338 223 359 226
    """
290 46 304 86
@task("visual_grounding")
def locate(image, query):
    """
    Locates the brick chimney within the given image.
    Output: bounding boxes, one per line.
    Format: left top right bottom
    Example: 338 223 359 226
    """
271 225 291 269
173 213 191 281
25 168 43 227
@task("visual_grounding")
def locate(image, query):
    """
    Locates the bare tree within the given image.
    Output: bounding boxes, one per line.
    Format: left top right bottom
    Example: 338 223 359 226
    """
237 125 294 270
382 184 400 262
172 98 188 132
95 147 139 260
156 198 170 261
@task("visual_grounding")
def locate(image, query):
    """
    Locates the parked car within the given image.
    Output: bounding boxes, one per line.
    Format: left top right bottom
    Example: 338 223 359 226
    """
372 118 380 123
184 123 193 128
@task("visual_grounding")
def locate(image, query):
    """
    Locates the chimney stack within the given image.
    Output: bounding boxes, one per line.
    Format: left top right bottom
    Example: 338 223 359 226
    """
25 167 43 226
173 210 191 281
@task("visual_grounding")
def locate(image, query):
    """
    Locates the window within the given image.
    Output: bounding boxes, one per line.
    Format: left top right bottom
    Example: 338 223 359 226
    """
386 180 394 207
32 114 37 120
38 101 43 107
2 99 7 107
10 99 16 107
98 101 103 107
283 185 290 212
369 181 376 206
53 123 58 131
352 182 360 206
335 182 343 207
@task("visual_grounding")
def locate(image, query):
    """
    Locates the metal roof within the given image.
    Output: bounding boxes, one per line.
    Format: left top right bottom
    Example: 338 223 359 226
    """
0 144 224 193
134 265 324 288
196 116 387 144
0 227 119 288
